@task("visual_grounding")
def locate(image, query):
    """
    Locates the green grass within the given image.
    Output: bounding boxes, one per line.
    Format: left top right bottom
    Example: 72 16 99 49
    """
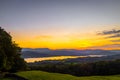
16 71 120 80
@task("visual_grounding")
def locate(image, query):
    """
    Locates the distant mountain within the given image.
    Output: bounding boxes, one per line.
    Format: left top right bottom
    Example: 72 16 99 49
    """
21 48 120 58
64 54 120 63
28 54 120 65
22 48 50 52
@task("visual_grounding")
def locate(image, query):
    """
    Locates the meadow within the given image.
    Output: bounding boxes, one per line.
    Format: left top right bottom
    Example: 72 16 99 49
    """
15 71 120 80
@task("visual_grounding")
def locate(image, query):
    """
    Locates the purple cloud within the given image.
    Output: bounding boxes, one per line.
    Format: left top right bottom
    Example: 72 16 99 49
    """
107 34 120 38
88 44 120 50
97 29 120 35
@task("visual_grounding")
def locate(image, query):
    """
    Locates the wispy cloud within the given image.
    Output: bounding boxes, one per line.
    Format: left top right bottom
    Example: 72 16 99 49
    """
107 34 120 38
97 29 120 35
97 29 120 40
111 39 120 42
88 44 120 50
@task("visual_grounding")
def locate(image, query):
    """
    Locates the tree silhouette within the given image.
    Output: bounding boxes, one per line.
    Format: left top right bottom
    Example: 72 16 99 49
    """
0 27 27 72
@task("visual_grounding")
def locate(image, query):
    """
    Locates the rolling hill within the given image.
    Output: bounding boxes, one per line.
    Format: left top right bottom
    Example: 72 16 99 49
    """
15 71 120 80
21 48 120 58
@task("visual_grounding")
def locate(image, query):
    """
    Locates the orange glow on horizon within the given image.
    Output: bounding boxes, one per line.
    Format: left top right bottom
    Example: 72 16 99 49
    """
10 25 120 50
12 32 120 50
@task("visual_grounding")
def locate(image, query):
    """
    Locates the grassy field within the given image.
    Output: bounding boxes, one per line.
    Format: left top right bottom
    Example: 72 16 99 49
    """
15 71 120 80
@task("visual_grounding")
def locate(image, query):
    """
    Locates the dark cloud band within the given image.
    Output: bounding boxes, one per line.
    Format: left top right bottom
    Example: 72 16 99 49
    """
97 29 120 35
107 34 120 38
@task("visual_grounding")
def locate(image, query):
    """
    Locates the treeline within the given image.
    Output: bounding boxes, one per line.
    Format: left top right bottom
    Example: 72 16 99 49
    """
29 59 120 76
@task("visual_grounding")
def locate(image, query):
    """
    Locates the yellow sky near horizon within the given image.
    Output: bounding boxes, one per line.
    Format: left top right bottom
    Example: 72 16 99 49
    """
11 27 120 50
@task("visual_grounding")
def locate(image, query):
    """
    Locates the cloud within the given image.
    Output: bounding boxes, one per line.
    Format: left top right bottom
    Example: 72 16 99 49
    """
97 29 120 39
97 29 120 35
111 39 120 42
88 44 120 50
107 34 120 38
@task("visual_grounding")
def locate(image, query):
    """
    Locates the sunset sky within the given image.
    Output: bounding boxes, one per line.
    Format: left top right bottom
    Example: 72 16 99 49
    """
0 0 120 50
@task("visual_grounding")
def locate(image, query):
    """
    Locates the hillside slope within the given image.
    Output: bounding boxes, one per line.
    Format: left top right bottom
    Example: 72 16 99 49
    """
16 71 120 80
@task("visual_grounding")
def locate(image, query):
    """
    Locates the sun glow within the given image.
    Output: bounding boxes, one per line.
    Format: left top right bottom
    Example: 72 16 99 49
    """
12 31 120 50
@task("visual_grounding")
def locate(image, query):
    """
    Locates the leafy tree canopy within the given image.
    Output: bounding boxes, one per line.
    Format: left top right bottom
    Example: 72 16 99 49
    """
0 27 27 72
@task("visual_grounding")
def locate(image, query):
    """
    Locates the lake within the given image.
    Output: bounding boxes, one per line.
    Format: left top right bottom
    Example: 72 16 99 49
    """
25 55 105 63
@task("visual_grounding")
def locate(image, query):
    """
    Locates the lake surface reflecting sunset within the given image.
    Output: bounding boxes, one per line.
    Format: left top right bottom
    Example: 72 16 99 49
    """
25 55 105 63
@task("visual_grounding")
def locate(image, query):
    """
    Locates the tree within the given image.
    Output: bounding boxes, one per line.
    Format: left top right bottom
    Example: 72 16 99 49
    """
0 46 7 71
0 27 27 72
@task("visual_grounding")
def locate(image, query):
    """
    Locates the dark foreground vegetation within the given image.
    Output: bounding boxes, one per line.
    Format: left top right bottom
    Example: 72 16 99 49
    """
4 73 28 80
0 27 27 78
29 59 120 76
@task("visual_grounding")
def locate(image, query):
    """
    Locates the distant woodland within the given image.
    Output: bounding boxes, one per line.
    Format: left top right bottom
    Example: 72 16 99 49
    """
29 59 120 76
